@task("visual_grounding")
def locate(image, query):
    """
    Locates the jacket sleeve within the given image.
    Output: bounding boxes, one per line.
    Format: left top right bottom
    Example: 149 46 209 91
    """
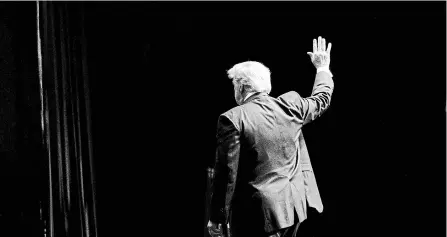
209 114 241 225
281 71 334 125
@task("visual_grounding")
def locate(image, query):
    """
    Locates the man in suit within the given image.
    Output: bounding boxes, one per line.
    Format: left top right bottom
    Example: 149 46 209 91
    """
207 36 334 237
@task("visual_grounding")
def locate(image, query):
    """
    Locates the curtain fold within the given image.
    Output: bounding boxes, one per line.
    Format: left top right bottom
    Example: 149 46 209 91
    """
37 2 98 237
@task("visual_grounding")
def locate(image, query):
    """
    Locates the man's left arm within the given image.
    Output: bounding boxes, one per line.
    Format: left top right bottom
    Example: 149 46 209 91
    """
207 114 241 236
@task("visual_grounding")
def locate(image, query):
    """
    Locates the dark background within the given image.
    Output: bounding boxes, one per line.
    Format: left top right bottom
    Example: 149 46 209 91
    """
83 2 446 237
0 1 445 237
0 2 44 236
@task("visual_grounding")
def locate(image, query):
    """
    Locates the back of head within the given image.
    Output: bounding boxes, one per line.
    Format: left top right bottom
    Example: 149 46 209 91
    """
227 61 272 94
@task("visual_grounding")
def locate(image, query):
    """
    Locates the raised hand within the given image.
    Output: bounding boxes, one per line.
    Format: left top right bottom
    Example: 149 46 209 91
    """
307 36 332 70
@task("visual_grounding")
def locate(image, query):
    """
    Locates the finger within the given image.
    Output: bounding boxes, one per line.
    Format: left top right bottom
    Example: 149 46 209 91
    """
322 38 326 51
318 36 322 51
313 39 317 53
327 42 332 54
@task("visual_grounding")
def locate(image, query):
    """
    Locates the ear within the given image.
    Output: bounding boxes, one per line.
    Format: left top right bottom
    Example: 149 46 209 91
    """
240 84 246 95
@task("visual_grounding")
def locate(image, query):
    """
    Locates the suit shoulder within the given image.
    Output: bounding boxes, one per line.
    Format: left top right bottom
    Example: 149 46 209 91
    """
278 91 302 101
222 105 243 118
220 106 243 130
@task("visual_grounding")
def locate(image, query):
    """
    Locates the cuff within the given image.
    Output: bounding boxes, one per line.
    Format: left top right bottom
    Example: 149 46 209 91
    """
317 66 333 77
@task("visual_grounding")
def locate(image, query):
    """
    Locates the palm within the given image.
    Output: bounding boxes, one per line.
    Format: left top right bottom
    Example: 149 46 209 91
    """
307 36 332 69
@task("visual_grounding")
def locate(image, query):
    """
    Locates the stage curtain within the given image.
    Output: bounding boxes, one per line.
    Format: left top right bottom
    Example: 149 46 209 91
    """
37 2 98 237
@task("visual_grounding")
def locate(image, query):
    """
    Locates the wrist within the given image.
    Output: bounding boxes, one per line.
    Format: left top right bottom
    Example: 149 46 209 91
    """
316 66 333 77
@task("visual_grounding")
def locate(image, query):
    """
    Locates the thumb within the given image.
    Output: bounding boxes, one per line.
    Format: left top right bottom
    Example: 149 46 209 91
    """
307 52 314 58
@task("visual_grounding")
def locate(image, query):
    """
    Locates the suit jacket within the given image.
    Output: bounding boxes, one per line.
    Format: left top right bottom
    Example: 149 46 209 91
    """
209 71 334 235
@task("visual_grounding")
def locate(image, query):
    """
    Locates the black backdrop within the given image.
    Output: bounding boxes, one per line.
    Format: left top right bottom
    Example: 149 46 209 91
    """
0 3 43 236
82 2 446 237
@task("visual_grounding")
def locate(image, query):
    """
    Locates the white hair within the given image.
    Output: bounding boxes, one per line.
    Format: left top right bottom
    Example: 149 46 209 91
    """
227 61 271 94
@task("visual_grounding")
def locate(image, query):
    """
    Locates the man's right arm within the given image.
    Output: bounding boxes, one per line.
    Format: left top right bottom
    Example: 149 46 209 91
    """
298 70 334 125
303 36 334 124
282 36 335 125
279 70 333 125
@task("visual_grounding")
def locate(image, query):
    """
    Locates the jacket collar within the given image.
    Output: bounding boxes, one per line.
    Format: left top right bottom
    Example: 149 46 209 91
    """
243 91 268 104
